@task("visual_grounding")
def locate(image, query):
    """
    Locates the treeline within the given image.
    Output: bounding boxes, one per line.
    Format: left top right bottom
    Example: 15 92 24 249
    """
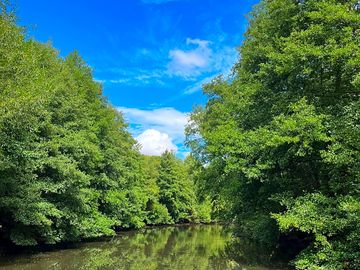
187 0 360 269
0 9 211 246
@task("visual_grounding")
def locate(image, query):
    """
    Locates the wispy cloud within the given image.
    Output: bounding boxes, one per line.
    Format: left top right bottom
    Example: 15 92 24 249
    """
166 37 238 88
180 45 238 94
183 76 213 95
96 34 237 88
100 68 167 87
168 38 212 78
109 78 132 84
94 29 239 96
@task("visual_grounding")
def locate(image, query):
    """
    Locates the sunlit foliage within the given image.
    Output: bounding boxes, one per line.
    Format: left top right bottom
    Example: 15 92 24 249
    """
0 7 211 246
187 0 360 269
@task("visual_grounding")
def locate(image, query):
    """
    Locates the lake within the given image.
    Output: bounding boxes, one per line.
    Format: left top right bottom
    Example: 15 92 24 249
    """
0 225 286 270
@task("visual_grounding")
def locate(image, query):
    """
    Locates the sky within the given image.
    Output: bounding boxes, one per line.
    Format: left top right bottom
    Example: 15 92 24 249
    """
17 0 259 158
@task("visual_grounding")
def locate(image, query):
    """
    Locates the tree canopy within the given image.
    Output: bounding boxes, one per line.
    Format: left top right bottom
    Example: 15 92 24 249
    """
186 0 360 269
2 1 360 269
0 9 211 246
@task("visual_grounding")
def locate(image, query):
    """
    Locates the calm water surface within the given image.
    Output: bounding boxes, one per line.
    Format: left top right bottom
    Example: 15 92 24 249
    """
0 225 286 270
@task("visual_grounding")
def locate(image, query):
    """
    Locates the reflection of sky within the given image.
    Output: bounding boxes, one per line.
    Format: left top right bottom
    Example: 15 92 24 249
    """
17 0 259 157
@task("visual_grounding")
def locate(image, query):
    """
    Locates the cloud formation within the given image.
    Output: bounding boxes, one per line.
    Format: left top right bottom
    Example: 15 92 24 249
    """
118 107 188 141
117 107 188 156
136 129 177 156
168 38 211 78
183 76 213 95
95 35 238 96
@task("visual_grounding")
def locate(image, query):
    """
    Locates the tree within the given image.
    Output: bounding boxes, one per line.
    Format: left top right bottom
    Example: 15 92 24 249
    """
186 0 360 268
0 0 214 247
0 11 145 245
157 151 196 223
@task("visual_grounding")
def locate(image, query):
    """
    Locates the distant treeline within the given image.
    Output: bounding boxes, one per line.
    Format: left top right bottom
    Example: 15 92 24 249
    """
186 0 360 269
0 8 211 246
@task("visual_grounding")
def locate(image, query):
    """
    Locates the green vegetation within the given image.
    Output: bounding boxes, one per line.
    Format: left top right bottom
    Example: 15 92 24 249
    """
0 8 211 246
186 0 360 269
2 0 360 269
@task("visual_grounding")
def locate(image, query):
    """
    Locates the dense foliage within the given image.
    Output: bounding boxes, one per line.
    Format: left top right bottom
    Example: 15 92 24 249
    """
0 9 210 246
186 0 360 269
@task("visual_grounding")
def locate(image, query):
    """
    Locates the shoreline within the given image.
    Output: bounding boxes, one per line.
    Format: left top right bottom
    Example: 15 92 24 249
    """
0 222 227 256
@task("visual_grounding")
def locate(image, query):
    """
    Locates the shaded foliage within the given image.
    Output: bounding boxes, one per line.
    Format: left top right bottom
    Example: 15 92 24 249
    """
186 0 360 269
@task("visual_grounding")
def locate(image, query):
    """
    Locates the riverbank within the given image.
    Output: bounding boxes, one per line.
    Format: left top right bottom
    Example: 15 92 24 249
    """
0 222 227 256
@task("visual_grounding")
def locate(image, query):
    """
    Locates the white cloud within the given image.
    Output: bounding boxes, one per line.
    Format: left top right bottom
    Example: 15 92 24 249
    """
170 50 207 68
95 35 239 95
117 107 189 156
167 38 238 86
168 38 212 78
136 129 177 156
180 45 238 94
118 107 188 142
183 76 213 95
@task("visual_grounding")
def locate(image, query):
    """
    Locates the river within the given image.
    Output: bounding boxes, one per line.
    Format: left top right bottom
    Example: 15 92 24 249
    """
0 225 287 270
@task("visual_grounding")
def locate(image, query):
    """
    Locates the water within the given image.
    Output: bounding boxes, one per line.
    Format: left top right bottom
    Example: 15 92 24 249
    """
0 225 285 270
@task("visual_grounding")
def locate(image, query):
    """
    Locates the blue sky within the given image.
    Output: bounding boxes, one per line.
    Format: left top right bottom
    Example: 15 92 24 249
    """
17 0 259 158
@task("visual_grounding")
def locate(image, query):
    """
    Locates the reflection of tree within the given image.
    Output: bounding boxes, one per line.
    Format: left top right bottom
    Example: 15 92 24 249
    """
224 238 291 270
87 225 235 270
1 225 287 270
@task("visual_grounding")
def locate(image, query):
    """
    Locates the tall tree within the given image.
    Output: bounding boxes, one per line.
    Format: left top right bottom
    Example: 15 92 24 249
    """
0 9 145 245
0 0 213 247
157 151 196 223
187 0 360 268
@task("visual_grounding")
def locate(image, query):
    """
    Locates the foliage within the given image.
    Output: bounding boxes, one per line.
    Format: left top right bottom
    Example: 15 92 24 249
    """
186 0 360 269
157 151 197 223
0 9 210 246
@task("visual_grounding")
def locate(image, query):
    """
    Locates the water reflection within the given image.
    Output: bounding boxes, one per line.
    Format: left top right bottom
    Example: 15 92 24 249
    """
0 225 285 270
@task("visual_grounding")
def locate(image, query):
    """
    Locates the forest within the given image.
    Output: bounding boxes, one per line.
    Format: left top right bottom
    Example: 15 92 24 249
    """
186 0 360 269
0 5 211 247
1 0 360 269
